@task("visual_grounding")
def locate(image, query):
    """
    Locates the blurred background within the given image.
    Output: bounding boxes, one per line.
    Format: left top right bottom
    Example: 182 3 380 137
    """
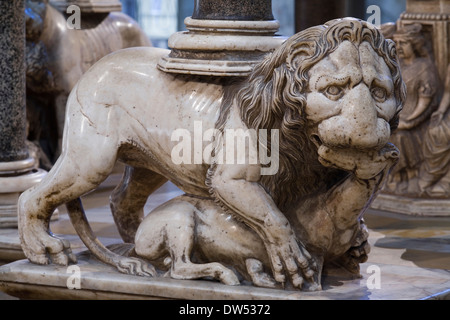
120 0 407 48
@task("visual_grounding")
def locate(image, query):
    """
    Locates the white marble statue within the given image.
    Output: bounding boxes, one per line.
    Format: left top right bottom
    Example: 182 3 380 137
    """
25 0 151 166
18 18 405 291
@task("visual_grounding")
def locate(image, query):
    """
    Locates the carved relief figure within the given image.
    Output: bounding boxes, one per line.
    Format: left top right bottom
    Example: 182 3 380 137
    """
25 0 151 167
18 19 405 291
386 23 441 195
418 64 450 197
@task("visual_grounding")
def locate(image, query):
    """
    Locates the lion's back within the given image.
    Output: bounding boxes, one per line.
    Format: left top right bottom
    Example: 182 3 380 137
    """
73 46 222 133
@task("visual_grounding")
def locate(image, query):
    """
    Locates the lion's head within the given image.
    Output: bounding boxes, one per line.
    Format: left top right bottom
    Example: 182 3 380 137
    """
216 18 406 210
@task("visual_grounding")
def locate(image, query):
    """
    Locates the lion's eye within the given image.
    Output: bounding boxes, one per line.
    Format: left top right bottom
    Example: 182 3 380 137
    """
371 87 387 102
323 85 344 100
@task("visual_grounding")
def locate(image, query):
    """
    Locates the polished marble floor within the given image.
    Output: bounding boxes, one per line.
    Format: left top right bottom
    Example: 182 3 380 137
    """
1 172 449 299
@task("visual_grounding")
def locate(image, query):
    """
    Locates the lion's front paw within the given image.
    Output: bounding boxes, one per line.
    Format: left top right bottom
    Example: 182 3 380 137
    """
20 224 76 266
265 231 319 290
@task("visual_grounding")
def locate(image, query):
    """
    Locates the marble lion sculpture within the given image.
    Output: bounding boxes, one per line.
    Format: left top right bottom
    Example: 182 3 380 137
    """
18 18 405 291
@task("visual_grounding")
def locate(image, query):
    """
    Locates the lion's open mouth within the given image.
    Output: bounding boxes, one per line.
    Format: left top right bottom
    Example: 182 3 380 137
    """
310 134 323 149
316 142 400 179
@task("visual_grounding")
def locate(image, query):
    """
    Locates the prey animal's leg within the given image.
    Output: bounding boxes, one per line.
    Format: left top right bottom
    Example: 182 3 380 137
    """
135 197 240 286
110 166 167 243
333 219 371 275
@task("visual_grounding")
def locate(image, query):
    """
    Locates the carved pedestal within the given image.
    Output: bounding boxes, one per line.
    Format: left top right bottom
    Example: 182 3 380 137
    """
1 254 449 300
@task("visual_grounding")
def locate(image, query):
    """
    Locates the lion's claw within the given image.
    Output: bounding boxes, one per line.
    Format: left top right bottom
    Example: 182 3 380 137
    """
20 223 77 266
266 235 319 289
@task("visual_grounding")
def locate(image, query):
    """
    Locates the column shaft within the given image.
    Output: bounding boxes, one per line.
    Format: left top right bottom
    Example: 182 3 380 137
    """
295 0 346 32
192 0 273 20
0 0 28 162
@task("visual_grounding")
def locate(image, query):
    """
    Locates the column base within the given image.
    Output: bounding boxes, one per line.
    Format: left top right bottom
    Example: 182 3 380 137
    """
158 17 286 77
371 193 450 217
0 158 47 228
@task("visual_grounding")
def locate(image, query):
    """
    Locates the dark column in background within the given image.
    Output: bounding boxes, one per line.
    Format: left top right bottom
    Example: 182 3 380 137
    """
0 0 29 162
346 0 366 21
192 0 274 20
295 0 346 31
295 0 366 32
0 0 46 229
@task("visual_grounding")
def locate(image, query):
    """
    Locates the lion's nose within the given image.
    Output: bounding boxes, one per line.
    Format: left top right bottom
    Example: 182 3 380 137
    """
318 84 391 150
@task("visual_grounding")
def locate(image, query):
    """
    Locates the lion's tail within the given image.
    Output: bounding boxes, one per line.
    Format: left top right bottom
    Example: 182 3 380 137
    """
66 198 135 267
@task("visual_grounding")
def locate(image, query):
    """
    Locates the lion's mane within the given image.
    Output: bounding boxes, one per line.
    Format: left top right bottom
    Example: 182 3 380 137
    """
212 18 406 211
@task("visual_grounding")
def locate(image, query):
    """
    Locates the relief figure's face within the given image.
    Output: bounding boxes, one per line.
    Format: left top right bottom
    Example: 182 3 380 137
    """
394 38 415 60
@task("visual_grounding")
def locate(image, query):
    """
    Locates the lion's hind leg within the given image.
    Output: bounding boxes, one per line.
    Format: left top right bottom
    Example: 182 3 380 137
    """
18 140 117 266
135 197 240 286
18 91 123 266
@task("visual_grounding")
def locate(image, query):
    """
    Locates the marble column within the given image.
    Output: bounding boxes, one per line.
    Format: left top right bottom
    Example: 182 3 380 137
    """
0 0 46 228
158 0 285 76
295 0 346 32
192 0 274 20
294 0 366 33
